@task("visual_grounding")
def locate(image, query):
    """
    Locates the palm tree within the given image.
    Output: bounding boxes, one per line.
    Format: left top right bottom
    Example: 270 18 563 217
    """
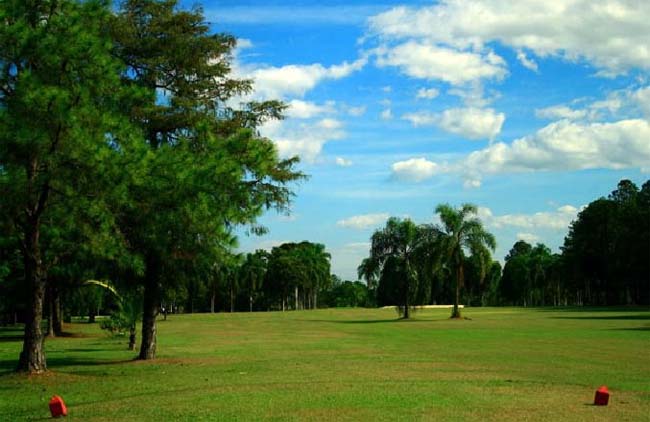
367 218 440 319
435 204 496 318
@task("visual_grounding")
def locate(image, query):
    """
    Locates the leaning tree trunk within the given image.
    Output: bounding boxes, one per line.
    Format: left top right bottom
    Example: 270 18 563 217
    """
17 225 47 373
139 260 160 360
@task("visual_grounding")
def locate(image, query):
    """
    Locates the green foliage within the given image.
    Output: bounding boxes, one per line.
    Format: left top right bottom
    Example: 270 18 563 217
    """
365 217 442 318
264 242 331 310
562 179 649 305
435 204 496 318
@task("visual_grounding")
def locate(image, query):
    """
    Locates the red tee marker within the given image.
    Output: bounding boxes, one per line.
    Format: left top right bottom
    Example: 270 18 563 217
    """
594 386 610 406
49 395 68 418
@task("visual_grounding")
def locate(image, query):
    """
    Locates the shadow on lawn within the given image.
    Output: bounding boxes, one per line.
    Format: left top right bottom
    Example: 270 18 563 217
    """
0 326 24 342
534 306 650 312
551 314 650 320
298 318 433 324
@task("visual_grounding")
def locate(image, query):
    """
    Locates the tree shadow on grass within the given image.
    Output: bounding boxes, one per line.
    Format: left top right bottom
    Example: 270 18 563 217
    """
0 326 24 342
533 306 650 312
297 318 433 324
551 315 650 320
0 354 137 377
609 326 650 331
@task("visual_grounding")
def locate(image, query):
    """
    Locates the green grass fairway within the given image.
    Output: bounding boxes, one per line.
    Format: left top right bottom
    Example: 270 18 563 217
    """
1 308 649 421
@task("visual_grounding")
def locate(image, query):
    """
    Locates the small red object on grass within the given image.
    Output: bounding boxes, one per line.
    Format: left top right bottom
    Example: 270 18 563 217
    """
49 395 68 418
594 386 610 406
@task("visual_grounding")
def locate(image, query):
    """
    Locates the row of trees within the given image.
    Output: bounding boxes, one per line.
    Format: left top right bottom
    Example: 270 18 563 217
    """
363 180 649 314
499 179 649 306
0 0 303 373
359 204 496 319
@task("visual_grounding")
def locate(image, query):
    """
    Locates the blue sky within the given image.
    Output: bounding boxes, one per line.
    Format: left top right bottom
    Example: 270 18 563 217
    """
186 0 650 280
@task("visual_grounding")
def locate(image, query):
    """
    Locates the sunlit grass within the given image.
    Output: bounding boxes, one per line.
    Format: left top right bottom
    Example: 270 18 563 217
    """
1 307 649 421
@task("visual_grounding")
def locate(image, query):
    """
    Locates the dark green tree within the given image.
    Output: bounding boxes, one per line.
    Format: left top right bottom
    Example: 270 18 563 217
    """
0 0 141 373
366 218 440 319
111 0 303 359
436 204 496 318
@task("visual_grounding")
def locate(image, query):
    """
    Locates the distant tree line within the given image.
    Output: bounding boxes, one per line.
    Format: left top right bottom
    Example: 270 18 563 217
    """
361 179 649 314
498 179 649 306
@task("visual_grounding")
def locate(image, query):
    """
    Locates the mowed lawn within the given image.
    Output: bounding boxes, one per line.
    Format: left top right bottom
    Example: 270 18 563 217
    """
0 307 649 421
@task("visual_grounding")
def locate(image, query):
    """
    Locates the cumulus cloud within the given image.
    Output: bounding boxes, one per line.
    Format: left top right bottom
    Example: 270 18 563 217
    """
416 87 440 99
346 105 367 116
535 105 588 120
380 108 393 120
260 118 345 163
337 213 390 229
633 86 650 116
243 57 367 99
375 42 507 85
367 1 650 75
517 232 540 243
463 119 650 180
391 157 441 182
516 49 539 72
286 100 335 119
403 108 505 140
478 205 579 230
335 157 352 167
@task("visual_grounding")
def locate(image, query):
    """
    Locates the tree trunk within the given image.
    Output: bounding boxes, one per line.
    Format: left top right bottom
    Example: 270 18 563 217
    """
17 228 47 373
451 263 463 318
52 286 62 336
128 325 137 351
230 285 234 313
294 286 298 310
138 259 160 360
249 295 253 312
47 284 55 337
314 291 318 309
210 290 216 313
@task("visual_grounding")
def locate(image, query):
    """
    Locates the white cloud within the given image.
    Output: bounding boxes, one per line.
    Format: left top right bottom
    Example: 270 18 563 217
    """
516 49 539 72
479 205 580 231
535 105 588 120
463 119 650 180
244 57 366 99
286 100 335 119
260 118 345 163
437 108 505 140
236 38 253 49
517 233 540 243
403 108 505 140
346 105 367 116
416 87 440 99
382 85 392 92
368 1 650 75
317 118 343 130
335 157 353 167
402 111 437 127
633 86 650 116
380 108 393 120
391 157 441 182
337 213 390 230
375 41 507 85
